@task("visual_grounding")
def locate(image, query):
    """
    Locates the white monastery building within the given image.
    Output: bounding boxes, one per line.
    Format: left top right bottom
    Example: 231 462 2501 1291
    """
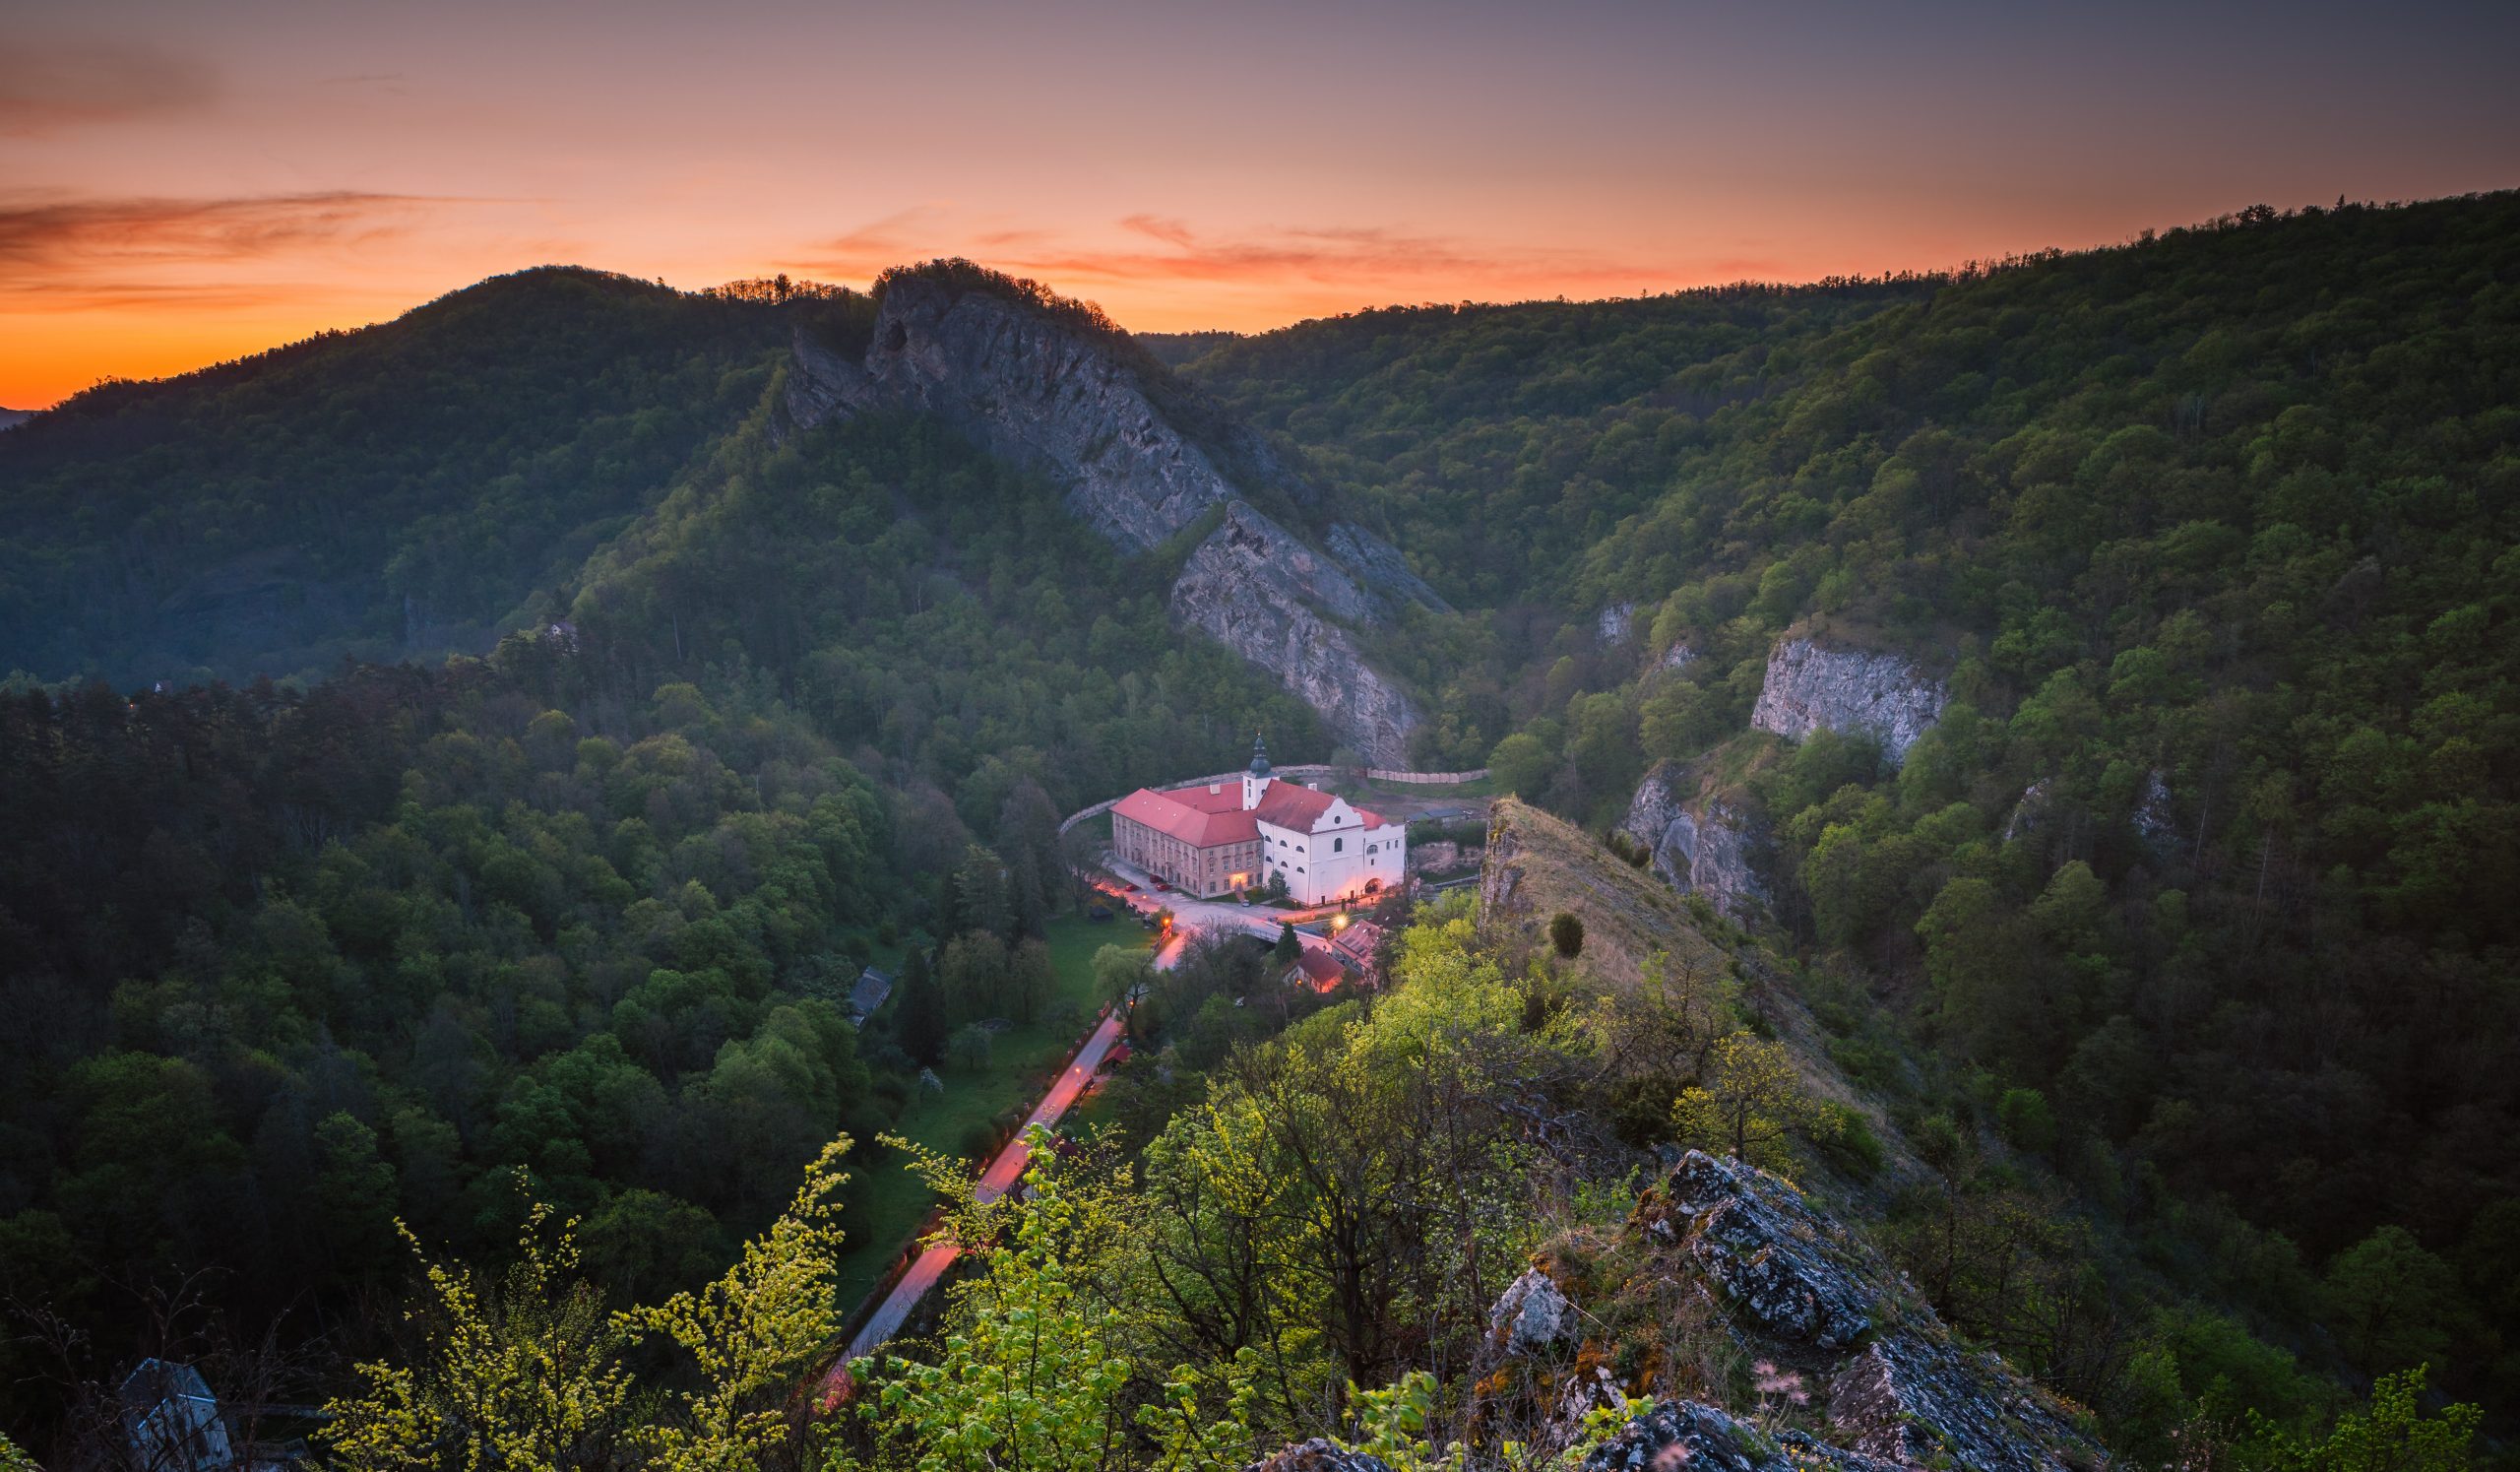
1110 736 1405 905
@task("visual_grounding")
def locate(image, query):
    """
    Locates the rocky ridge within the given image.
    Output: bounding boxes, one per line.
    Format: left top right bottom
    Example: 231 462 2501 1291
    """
1620 761 1770 923
784 273 1430 763
1250 1151 2105 1471
1750 637 1947 765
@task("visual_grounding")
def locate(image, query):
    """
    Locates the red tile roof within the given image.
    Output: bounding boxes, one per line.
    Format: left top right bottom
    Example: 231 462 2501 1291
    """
1331 921 1385 964
1114 778 1389 849
1112 787 1258 847
1290 949 1346 990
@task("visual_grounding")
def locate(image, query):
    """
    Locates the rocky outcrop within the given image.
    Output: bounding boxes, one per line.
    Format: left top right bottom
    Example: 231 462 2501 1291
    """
2133 771 2177 853
1659 642 1698 672
1245 1094 2104 1469
1171 504 1420 765
787 278 1246 550
1580 1401 1904 1472
1447 1150 2104 1471
1750 638 1947 765
1597 603 1636 645
1247 1441 1391 1472
1620 763 1770 923
2003 779 2054 844
1490 1267 1578 1356
786 271 1430 763
1624 1153 2106 1472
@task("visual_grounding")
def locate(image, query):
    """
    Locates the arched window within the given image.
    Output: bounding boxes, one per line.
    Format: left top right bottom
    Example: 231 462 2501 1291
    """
1334 837 1344 853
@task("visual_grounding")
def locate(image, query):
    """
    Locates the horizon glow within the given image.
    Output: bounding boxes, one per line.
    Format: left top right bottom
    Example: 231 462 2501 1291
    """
3 0 2515 409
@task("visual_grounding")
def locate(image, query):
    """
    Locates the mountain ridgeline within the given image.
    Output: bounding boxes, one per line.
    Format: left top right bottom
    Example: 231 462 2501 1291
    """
0 194 2516 1468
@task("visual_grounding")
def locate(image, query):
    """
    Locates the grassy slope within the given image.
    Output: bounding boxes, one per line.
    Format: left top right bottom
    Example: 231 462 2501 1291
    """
1478 796 1920 1186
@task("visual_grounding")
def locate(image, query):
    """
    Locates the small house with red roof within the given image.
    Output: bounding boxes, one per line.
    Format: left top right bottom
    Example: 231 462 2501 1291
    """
1285 947 1347 992
1110 735 1407 906
1329 918 1388 984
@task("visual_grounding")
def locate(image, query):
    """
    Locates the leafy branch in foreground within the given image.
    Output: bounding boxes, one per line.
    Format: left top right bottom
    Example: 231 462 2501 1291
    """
319 1191 633 1472
318 1136 854 1472
620 1135 854 1472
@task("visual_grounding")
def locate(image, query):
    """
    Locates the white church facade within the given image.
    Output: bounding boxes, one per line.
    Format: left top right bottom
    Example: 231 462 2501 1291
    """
1110 736 1406 906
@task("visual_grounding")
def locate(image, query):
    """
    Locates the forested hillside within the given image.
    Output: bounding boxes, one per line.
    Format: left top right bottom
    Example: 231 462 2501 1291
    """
0 368 1324 1452
0 268 823 687
1 195 2515 1469
1183 191 2520 1435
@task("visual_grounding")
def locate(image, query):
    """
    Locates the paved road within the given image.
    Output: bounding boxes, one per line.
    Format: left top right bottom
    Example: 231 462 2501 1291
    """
821 874 1342 1403
826 1006 1128 1393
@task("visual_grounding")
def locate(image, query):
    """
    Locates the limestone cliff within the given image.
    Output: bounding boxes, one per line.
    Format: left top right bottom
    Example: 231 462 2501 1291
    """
784 270 1430 762
1172 503 1421 764
1750 637 1947 765
1619 761 1770 924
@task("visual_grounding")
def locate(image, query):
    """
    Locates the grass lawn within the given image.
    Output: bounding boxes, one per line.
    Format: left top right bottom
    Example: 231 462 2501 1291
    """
831 912 1150 1310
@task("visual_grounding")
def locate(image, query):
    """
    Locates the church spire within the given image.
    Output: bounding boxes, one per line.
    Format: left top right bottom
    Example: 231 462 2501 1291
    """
1248 731 1272 778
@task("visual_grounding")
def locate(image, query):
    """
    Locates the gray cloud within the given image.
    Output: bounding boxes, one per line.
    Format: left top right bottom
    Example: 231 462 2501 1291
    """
0 39 218 137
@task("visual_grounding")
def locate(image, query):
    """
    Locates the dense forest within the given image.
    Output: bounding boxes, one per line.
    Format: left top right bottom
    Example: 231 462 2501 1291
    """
0 269 805 686
0 349 1327 1457
1179 191 2520 1444
1 196 2515 1468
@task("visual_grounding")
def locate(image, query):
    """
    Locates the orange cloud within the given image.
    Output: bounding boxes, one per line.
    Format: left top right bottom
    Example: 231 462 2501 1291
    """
0 191 449 311
784 213 1695 308
0 39 217 138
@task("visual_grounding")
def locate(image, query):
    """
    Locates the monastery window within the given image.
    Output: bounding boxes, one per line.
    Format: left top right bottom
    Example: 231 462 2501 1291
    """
1333 837 1344 853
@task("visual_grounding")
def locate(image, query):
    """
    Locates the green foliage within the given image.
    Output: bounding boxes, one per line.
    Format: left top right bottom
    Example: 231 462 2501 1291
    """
1547 910 1585 958
1670 1033 1830 1169
0 269 801 684
852 1128 1254 1472
320 1135 854 1472
319 1190 635 1472
2247 1367 2480 1472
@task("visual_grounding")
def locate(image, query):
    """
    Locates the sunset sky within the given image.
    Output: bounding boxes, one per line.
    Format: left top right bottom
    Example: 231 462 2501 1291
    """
3 0 2515 409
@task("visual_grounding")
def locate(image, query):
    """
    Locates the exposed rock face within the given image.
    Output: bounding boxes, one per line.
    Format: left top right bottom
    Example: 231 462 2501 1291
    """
1172 504 1421 765
1598 603 1636 645
1490 1267 1577 1356
1625 1152 2107 1472
788 279 1243 550
1646 1152 1873 1350
1660 642 1698 672
1579 1401 1902 1472
2004 779 2054 844
2133 771 2177 852
1620 763 1770 923
1246 1440 1392 1472
786 275 1430 763
1750 638 1947 765
1252 1153 2105 1470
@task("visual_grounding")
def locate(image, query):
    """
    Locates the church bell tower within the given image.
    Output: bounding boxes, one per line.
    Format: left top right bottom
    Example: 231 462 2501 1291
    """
1240 732 1273 809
